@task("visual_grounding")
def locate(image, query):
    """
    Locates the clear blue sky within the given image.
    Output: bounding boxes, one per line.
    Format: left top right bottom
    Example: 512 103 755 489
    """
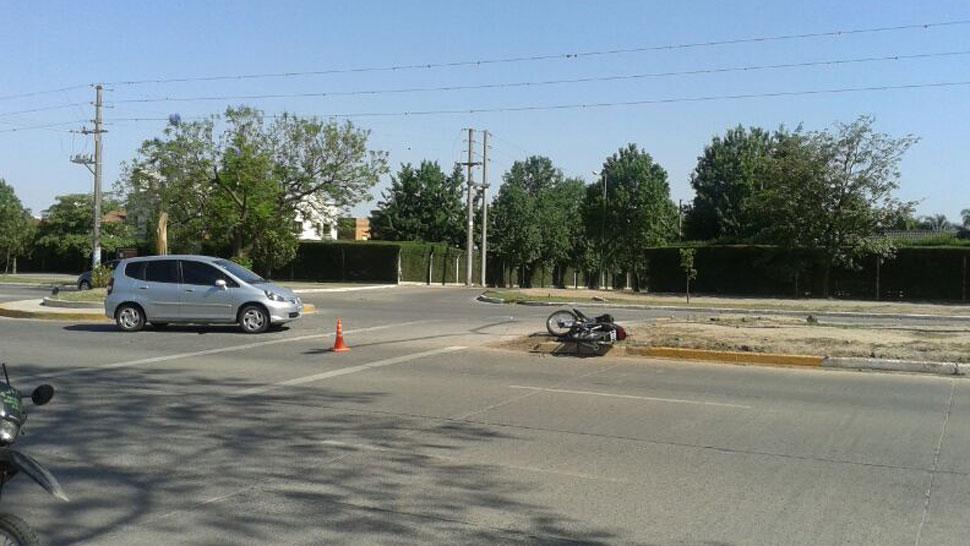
2 0 968 221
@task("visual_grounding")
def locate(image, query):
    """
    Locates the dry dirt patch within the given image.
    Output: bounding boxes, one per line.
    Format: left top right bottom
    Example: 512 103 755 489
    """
629 315 970 363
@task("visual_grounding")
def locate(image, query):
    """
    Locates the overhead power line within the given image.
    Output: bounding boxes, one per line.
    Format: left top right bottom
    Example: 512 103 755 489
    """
0 119 86 134
0 84 91 103
102 18 970 87
0 102 90 119
107 49 970 105
104 80 970 121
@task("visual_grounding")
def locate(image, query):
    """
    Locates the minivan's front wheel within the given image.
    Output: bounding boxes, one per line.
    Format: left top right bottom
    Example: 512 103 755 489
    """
116 304 145 332
0 513 40 546
238 304 270 334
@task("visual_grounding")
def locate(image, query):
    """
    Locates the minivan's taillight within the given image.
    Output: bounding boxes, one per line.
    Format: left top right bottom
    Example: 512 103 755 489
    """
107 277 114 296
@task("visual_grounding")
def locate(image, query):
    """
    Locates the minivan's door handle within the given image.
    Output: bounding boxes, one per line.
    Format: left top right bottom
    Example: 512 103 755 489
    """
138 285 149 290
184 288 195 293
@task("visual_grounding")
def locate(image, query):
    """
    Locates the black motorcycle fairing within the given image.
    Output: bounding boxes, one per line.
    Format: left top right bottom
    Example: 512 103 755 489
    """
0 450 68 502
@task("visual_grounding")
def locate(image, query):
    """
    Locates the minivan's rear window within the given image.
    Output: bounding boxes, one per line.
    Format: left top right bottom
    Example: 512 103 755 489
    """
124 261 146 280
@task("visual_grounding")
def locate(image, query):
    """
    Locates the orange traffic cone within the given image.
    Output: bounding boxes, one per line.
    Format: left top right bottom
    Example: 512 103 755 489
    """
332 319 350 352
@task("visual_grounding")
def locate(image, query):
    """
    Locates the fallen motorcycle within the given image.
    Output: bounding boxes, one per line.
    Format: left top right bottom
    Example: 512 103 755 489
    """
0 364 67 546
545 308 626 355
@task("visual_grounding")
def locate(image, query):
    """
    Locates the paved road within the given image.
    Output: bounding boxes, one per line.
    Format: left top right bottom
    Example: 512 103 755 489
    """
0 285 967 545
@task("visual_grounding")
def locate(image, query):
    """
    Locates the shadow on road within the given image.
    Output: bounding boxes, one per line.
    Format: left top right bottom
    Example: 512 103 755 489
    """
9 361 626 544
62 324 292 335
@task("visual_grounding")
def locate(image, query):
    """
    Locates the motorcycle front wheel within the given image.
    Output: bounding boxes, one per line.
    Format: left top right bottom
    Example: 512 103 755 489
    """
0 514 38 546
546 310 578 337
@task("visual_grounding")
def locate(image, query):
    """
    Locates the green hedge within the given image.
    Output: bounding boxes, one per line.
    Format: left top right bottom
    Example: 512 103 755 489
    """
639 245 970 301
282 241 400 282
279 241 469 284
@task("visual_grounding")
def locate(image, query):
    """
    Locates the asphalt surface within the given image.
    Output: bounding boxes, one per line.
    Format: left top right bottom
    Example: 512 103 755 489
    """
0 284 967 545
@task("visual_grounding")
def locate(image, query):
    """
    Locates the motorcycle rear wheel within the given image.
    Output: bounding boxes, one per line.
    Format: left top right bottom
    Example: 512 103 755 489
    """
546 310 578 337
0 514 39 546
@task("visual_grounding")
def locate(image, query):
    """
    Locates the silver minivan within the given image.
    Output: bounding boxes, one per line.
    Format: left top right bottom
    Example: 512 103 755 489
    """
104 255 303 333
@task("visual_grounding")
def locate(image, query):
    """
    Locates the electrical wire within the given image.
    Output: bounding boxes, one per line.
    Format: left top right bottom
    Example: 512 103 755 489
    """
102 18 970 87
106 49 970 105
0 84 90 102
102 80 970 121
0 102 90 119
0 120 86 134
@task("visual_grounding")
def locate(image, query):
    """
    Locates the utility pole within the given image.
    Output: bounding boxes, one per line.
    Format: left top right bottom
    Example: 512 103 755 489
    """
71 84 106 269
480 130 489 287
459 128 481 286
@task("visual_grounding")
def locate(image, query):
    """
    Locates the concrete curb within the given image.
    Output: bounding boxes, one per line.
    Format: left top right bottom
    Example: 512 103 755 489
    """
477 293 970 322
526 338 964 376
41 297 102 309
823 356 962 376
290 285 395 294
0 306 109 322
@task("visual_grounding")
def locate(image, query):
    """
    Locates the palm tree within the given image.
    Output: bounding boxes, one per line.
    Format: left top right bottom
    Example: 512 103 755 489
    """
919 214 951 232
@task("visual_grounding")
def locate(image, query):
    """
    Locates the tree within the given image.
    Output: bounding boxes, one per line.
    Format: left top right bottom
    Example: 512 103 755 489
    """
370 161 465 245
0 179 34 273
584 144 678 289
754 116 918 296
679 248 697 303
489 156 587 286
118 106 388 274
36 194 135 264
686 126 772 241
962 208 970 229
917 214 951 232
489 178 540 285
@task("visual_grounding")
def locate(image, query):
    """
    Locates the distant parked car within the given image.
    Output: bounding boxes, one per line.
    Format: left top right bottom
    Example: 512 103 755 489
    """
104 255 303 333
77 259 120 290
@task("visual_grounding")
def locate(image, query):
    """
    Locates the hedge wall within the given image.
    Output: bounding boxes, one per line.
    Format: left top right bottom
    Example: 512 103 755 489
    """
640 245 970 302
278 241 471 284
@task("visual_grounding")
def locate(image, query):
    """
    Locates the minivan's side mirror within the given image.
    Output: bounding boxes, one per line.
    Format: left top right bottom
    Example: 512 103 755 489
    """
215 279 227 290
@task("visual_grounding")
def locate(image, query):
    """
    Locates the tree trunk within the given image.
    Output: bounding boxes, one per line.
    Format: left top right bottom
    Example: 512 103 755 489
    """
155 212 169 255
3 250 9 274
821 261 832 298
232 230 244 258
11 256 16 275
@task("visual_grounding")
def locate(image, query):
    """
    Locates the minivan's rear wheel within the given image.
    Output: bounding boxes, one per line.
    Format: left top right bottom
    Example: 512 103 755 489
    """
78 280 91 291
239 304 269 334
116 304 145 332
0 513 40 546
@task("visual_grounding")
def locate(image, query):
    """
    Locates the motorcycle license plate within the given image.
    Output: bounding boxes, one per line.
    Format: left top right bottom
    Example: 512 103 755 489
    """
609 329 617 342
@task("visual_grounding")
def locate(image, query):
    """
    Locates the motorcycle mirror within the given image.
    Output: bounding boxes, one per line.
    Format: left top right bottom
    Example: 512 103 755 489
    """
31 385 54 406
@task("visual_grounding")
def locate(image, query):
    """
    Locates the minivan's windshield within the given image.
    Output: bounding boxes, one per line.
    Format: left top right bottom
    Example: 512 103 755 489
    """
214 259 266 284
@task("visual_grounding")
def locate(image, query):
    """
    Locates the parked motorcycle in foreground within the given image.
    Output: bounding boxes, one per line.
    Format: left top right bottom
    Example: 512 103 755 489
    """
0 364 66 546
545 308 626 355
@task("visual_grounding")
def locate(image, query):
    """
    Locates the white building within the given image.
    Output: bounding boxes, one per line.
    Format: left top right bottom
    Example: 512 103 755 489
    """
295 194 339 241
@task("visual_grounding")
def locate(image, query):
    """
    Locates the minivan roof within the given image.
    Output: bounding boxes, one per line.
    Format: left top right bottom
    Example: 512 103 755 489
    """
123 255 223 263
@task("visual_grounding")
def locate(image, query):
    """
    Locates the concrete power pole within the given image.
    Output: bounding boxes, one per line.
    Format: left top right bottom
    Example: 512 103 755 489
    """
93 84 104 268
71 84 106 269
479 130 489 287
462 128 480 286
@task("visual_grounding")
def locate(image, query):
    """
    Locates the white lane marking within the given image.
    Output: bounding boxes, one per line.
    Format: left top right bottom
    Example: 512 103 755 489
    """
317 439 625 483
27 320 432 380
237 346 466 396
508 385 751 409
